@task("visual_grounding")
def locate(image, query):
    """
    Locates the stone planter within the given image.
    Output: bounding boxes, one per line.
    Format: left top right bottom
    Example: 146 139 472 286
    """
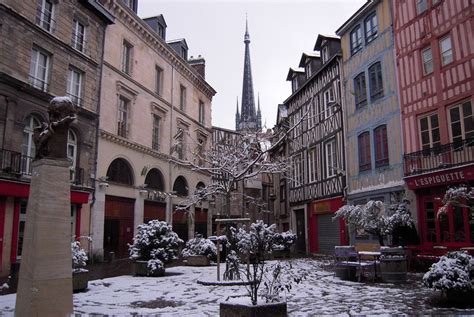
186 255 211 266
72 270 88 292
445 290 474 305
273 249 291 259
334 265 357 281
379 257 407 283
220 300 287 317
133 260 165 277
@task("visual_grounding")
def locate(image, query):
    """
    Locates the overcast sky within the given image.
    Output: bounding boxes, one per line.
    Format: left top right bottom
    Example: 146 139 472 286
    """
138 0 366 130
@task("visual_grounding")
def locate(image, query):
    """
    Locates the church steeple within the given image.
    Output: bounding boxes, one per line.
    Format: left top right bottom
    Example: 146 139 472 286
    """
236 16 259 132
257 93 262 131
235 97 240 129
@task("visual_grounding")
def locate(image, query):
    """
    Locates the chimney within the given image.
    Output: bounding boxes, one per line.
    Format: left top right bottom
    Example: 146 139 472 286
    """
188 55 206 79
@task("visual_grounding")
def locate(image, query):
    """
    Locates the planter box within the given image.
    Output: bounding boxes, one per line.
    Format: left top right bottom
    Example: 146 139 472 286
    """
73 270 88 292
334 265 357 281
133 260 165 277
186 255 211 266
220 301 287 317
380 258 407 283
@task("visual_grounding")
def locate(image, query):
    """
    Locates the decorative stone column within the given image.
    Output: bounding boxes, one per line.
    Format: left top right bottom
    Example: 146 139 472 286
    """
188 204 195 240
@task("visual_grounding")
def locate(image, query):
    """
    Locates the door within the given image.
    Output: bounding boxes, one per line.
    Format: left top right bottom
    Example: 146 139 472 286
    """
104 196 135 258
104 219 120 255
318 214 340 254
144 201 166 223
295 209 306 254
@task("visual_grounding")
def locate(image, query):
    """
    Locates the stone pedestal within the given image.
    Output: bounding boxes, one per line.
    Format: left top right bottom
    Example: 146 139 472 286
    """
15 159 73 316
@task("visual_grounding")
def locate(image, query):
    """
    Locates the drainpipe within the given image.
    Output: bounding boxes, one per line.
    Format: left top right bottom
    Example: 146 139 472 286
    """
166 66 175 225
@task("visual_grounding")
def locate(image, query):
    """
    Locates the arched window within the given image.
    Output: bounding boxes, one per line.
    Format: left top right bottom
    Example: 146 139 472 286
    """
106 158 134 185
144 168 165 191
173 176 188 196
21 115 41 174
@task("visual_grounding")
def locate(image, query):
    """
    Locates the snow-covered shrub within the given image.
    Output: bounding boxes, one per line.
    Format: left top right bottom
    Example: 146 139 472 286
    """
181 234 217 260
147 259 164 274
236 220 276 259
261 262 305 303
72 241 88 273
223 250 241 280
333 199 414 246
129 220 183 269
273 230 297 251
438 185 474 217
423 251 474 294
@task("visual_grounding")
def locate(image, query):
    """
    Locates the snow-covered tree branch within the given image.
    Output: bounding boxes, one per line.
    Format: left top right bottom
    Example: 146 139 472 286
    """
438 185 474 217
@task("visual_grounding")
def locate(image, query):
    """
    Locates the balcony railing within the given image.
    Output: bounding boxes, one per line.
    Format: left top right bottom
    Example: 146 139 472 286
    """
0 149 84 185
404 138 474 176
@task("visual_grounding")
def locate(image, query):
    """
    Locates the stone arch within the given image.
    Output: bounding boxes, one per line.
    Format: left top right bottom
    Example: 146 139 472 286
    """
173 175 188 196
144 168 165 191
106 157 134 185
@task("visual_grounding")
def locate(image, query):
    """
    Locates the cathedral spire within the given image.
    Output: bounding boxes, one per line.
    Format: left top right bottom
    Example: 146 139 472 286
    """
257 93 262 131
237 16 258 132
235 97 240 130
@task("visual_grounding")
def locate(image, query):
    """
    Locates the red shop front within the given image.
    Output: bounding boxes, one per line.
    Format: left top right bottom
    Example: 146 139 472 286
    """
405 165 474 248
308 196 347 254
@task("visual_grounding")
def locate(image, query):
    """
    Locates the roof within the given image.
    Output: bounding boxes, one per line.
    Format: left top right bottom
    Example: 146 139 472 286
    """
336 0 379 36
286 68 304 81
142 14 167 27
298 52 320 67
79 0 114 24
166 38 188 49
314 34 340 51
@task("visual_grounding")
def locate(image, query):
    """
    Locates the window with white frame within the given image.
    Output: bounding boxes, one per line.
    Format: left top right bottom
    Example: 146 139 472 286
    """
292 78 299 92
422 46 433 75
152 114 160 150
122 40 133 74
365 12 378 44
71 19 86 52
67 129 77 181
22 116 41 174
155 65 163 95
117 96 129 138
350 25 362 55
179 85 186 111
448 100 473 146
323 87 335 119
29 47 50 91
321 45 329 64
308 97 317 128
36 0 54 32
416 0 427 14
305 63 312 79
308 148 317 183
67 67 83 106
419 113 441 151
199 100 205 124
439 35 453 66
325 139 337 177
292 154 303 187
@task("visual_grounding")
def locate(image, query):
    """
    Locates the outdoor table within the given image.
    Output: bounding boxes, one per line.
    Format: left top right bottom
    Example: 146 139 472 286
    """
357 251 381 281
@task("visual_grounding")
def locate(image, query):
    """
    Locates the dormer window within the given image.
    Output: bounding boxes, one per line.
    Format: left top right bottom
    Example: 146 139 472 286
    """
181 47 187 60
292 78 299 92
305 63 312 79
321 45 329 63
157 24 164 39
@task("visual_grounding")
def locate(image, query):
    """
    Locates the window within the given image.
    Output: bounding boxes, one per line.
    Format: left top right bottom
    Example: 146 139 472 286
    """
173 176 189 196
155 66 163 95
365 12 378 44
308 148 317 183
350 25 362 55
358 132 371 171
292 78 299 92
308 97 317 128
199 100 205 124
117 96 129 138
354 73 367 108
122 40 133 74
67 67 83 106
106 158 134 185
29 47 50 91
419 113 441 151
181 47 187 60
305 63 312 79
71 19 86 52
67 129 77 181
22 116 41 174
439 35 453 66
122 0 137 11
145 168 165 191
292 154 303 187
369 62 383 101
321 46 329 63
422 47 433 75
416 0 427 14
448 100 474 146
152 114 160 150
323 87 335 119
374 125 389 167
36 0 54 32
179 85 186 110
325 139 337 177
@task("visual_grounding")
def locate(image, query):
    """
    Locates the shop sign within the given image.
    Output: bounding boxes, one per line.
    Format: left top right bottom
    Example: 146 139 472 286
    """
405 166 474 189
311 201 330 215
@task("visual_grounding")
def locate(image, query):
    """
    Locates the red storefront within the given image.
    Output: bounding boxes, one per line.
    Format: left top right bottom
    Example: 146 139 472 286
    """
308 196 347 254
0 180 89 275
405 165 474 248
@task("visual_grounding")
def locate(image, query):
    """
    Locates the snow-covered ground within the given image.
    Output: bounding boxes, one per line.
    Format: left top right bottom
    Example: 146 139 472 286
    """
1 258 473 316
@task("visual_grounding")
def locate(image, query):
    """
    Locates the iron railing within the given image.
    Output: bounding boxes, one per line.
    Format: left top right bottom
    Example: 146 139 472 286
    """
0 149 84 185
404 138 474 176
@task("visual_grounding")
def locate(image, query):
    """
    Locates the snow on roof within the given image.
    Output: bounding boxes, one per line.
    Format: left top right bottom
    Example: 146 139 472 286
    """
50 96 72 103
286 67 305 81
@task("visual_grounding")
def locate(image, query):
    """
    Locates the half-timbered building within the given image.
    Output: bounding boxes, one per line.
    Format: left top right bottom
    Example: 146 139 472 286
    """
392 0 474 248
336 0 406 244
285 35 346 255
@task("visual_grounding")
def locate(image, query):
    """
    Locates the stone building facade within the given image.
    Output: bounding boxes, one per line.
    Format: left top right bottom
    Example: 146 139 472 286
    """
92 0 215 260
0 0 113 276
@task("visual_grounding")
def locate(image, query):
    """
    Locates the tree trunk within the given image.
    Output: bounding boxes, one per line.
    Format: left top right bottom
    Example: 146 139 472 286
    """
378 234 385 246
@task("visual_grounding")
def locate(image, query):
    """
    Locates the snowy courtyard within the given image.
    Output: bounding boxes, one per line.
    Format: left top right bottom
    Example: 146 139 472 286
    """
1 258 473 316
